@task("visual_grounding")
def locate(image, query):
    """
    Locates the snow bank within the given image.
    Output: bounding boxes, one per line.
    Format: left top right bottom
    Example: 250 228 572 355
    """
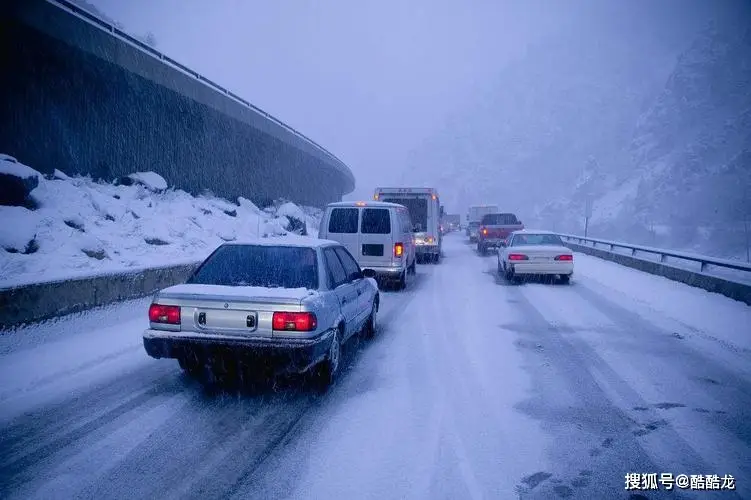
0 157 324 288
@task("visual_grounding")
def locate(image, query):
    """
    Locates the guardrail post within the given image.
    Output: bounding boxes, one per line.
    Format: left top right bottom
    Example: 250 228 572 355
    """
610 244 614 251
660 254 667 263
700 261 707 272
631 248 637 256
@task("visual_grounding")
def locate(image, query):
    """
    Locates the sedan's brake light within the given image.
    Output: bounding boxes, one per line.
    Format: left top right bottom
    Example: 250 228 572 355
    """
394 242 404 257
149 304 181 324
555 254 573 261
508 254 529 261
272 312 317 331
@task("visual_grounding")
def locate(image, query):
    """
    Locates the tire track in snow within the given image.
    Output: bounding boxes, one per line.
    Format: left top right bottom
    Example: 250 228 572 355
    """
509 282 743 499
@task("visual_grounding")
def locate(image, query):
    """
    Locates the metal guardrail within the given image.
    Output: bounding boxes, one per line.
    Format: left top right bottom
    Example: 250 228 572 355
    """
47 0 349 171
560 233 751 275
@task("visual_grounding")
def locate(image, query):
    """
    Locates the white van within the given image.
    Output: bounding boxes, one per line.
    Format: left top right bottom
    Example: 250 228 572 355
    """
319 201 417 289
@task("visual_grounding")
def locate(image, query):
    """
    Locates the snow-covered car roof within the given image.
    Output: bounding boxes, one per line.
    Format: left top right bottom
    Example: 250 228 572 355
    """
325 201 405 209
224 236 340 249
509 229 559 236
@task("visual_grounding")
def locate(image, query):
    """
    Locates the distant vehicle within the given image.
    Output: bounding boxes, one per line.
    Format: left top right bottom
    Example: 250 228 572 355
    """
374 187 443 264
476 212 524 255
466 205 499 242
143 240 380 389
497 230 574 284
442 214 461 232
319 201 416 289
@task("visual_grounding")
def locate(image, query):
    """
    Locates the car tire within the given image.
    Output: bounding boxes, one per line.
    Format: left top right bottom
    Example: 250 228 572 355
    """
397 270 407 290
408 258 417 274
362 302 378 339
504 265 516 283
559 274 571 284
497 260 503 275
315 327 342 390
477 244 486 256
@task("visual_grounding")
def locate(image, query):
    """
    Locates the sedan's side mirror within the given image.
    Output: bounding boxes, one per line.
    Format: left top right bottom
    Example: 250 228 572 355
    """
362 268 377 279
500 241 508 247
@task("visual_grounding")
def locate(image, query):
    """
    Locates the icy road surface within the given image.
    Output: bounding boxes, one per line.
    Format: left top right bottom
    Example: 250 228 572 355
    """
0 234 749 500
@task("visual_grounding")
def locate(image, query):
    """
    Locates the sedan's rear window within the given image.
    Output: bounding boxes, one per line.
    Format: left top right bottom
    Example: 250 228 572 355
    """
511 234 563 246
188 245 318 289
361 208 391 234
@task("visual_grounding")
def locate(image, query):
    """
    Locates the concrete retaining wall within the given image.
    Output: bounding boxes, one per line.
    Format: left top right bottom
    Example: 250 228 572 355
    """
566 242 751 306
0 0 354 208
0 262 200 329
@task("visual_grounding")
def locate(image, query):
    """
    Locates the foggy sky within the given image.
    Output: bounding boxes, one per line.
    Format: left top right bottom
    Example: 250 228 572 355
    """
89 0 587 201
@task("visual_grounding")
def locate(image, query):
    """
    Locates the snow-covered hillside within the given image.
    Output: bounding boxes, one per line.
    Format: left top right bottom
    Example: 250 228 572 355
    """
0 155 323 288
536 9 751 259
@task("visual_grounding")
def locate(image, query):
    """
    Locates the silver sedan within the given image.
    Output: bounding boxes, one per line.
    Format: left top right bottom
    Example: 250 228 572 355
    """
143 239 380 389
497 230 574 283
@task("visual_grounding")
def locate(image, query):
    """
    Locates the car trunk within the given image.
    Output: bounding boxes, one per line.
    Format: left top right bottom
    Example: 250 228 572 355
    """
158 289 305 338
508 245 570 260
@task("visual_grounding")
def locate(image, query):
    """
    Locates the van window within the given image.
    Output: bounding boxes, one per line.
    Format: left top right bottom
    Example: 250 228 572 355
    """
328 208 359 234
361 208 391 234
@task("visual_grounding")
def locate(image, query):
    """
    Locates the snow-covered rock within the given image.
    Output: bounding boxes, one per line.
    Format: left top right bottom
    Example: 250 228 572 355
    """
0 157 43 206
124 171 168 193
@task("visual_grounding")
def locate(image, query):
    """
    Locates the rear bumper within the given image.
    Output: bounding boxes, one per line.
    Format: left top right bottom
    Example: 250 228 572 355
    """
508 262 574 275
415 244 439 255
478 237 508 247
143 328 334 373
362 264 406 279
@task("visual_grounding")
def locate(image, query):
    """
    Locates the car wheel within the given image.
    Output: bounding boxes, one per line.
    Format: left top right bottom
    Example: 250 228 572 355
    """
497 260 503 275
504 265 515 282
477 244 486 256
559 274 571 284
409 258 417 274
397 270 407 290
315 327 342 390
362 302 378 339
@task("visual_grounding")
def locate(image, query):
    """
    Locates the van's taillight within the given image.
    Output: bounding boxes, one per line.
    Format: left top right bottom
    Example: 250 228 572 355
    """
555 254 573 261
149 304 181 324
425 236 434 243
481 227 488 235
508 254 528 261
394 242 404 257
272 312 317 331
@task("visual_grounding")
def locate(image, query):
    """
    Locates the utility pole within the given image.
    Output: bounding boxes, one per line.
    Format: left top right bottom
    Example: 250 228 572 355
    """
584 198 592 238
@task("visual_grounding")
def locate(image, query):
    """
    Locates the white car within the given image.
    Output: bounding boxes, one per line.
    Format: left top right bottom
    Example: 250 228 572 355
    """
497 230 574 283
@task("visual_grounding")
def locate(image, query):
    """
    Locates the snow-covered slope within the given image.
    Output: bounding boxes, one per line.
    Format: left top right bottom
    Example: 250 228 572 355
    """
539 9 751 258
0 156 324 288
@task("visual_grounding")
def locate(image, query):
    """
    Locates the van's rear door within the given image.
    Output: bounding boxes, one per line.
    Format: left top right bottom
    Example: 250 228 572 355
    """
359 207 394 268
325 207 360 258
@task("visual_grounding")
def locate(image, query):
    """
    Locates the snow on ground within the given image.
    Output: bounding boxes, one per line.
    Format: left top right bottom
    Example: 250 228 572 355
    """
0 156 323 288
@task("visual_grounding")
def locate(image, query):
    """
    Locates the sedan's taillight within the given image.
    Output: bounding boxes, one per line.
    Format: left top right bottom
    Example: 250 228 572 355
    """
508 254 529 261
149 304 181 324
272 312 317 331
555 254 573 261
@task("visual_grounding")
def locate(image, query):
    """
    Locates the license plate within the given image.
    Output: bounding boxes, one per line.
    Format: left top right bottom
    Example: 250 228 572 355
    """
533 256 549 261
197 310 257 330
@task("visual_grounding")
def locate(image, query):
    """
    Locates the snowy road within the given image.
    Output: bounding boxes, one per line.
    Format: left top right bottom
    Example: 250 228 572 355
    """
1 233 749 499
